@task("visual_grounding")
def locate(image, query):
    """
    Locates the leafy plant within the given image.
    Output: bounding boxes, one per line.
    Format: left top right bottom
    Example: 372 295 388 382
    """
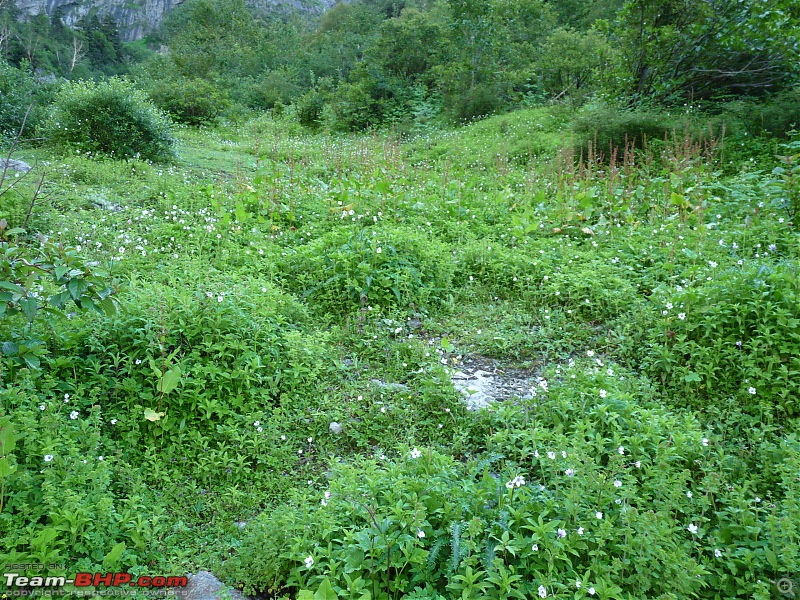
43 78 175 161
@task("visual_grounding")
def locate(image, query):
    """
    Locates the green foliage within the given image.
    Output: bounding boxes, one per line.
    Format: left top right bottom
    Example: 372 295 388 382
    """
612 0 800 102
148 77 230 126
572 102 690 157
224 370 800 599
643 261 800 419
0 59 36 139
281 226 455 315
43 78 175 161
3 97 800 600
535 27 614 99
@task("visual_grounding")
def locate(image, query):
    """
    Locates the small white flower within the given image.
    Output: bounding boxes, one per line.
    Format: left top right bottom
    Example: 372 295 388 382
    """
70 410 79 420
588 587 596 596
321 498 328 506
599 389 607 399
565 468 575 477
254 421 261 426
577 527 584 535
547 451 556 459
618 446 625 455
755 496 761 503
714 548 722 558
709 261 718 268
280 435 286 441
561 451 567 458
532 543 539 551
257 426 263 433
135 359 142 365
64 393 70 400
702 438 709 447
614 479 622 488
587 350 595 357
39 404 46 411
596 512 603 519
557 528 566 538
98 456 104 461
44 454 54 462
678 313 686 320
687 523 698 534
304 556 314 568
534 450 540 458
376 247 382 253
111 419 118 425
506 480 515 489
687 491 693 498
417 529 425 538
308 437 313 443
666 302 673 310
635 461 641 468
748 387 756 395
538 585 547 598
410 448 422 459
576 580 582 589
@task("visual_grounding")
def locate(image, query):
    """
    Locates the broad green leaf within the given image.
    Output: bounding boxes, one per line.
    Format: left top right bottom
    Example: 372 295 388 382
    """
1 342 19 356
0 457 15 478
159 366 182 395
315 577 338 600
0 423 15 453
19 297 37 323
22 354 40 369
102 542 126 569
0 281 24 294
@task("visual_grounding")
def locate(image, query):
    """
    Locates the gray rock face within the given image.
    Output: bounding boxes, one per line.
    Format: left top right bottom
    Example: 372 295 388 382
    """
173 571 246 600
0 159 32 174
15 0 339 41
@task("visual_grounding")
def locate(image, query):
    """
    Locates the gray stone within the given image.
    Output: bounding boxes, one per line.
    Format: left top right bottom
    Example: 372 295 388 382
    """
449 357 540 410
15 0 340 41
173 571 245 600
0 159 32 174
369 379 409 392
329 421 343 434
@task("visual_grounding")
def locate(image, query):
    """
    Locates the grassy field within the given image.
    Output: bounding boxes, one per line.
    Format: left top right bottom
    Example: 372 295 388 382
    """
2 107 799 599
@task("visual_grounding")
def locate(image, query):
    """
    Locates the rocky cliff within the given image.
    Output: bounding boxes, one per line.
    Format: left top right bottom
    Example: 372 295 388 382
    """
13 0 338 41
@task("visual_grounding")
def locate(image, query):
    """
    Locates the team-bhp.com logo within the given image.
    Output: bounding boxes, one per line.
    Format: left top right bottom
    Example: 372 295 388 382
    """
4 572 187 591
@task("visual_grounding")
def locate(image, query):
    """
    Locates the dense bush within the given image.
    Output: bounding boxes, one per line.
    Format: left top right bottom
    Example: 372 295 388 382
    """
643 261 800 419
148 77 230 126
280 226 455 315
572 103 686 159
43 78 175 161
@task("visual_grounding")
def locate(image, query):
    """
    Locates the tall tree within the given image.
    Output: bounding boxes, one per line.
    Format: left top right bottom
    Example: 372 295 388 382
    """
615 0 800 102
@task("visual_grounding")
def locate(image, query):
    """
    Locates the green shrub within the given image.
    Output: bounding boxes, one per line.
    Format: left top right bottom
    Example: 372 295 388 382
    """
148 77 230 126
0 59 35 139
572 103 686 159
43 78 175 161
280 226 455 315
449 82 505 122
643 261 800 419
722 88 800 139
